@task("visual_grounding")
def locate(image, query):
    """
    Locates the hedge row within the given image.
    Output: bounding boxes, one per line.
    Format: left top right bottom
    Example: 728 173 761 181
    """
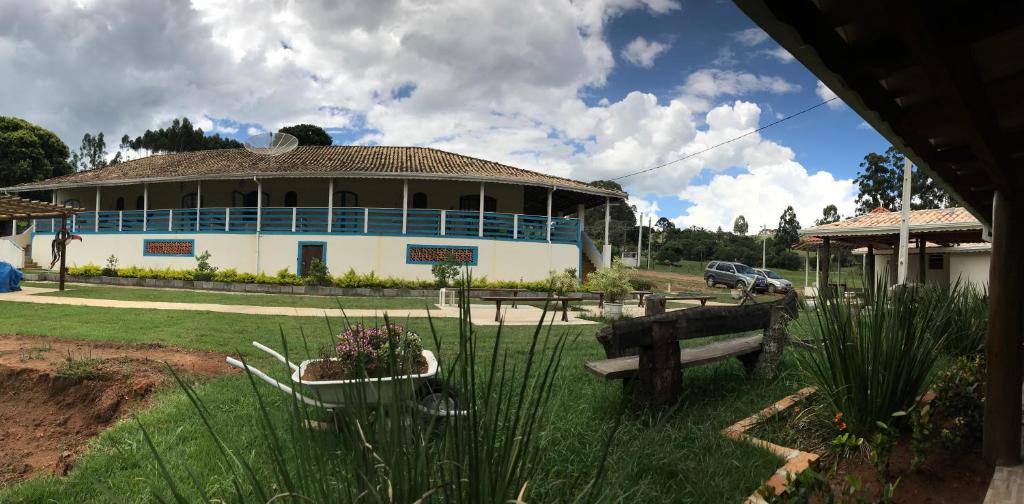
67 264 552 291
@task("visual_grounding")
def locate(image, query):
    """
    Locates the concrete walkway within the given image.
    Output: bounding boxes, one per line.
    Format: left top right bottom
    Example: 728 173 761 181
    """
0 287 598 326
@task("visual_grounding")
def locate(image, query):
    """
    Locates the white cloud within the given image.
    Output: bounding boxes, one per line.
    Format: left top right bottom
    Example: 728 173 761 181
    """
763 46 794 63
621 36 670 68
680 69 801 97
732 27 769 46
1 0 856 232
815 80 845 109
630 196 662 225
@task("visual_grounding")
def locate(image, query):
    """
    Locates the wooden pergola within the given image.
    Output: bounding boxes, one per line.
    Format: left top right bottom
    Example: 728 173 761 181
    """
0 194 82 291
734 0 1024 465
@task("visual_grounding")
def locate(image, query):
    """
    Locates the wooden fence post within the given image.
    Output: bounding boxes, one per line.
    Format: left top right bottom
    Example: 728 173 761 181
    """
631 295 681 409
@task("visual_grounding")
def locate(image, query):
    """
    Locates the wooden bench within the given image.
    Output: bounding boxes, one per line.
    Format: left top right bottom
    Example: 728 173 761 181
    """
469 288 529 307
480 295 583 322
585 291 799 409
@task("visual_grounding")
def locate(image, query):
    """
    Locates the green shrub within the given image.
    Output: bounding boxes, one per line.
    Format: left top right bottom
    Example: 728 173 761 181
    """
303 258 331 286
585 259 633 302
101 255 118 277
193 250 217 281
926 281 988 357
798 278 953 436
546 268 579 296
430 254 461 288
931 353 985 452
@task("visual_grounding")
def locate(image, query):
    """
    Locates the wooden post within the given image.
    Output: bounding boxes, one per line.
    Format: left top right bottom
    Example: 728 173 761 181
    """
820 237 831 292
917 237 927 284
327 178 334 233
59 215 67 292
983 190 1023 465
631 295 681 409
751 305 786 378
479 182 485 238
403 179 409 235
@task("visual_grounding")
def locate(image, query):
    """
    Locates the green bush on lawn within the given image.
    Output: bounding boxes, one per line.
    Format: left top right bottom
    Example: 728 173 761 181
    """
66 263 552 291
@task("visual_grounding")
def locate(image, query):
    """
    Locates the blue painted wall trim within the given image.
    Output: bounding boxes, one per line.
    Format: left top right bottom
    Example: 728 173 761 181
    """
142 239 196 257
296 241 327 276
406 244 479 266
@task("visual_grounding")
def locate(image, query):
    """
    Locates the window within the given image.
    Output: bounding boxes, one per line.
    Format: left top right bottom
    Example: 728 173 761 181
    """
716 263 733 272
135 196 145 210
411 192 428 209
334 190 358 207
734 264 754 275
181 193 200 209
284 191 298 207
459 194 496 212
928 254 945 270
115 197 125 211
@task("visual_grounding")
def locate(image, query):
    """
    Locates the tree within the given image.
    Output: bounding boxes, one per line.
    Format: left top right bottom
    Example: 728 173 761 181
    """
815 204 840 226
279 124 332 146
582 180 637 255
0 116 73 187
71 132 109 171
854 146 952 214
732 215 749 235
125 117 242 153
775 206 801 249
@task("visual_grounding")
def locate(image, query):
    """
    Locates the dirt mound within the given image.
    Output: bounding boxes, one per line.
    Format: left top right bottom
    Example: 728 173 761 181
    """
0 335 232 485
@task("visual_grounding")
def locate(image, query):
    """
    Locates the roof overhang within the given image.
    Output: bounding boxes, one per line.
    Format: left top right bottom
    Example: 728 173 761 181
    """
800 221 983 238
733 0 1024 227
2 171 627 201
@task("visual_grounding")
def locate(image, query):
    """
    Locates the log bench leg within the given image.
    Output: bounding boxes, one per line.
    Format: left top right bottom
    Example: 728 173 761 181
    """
561 299 569 322
631 318 681 410
494 300 502 322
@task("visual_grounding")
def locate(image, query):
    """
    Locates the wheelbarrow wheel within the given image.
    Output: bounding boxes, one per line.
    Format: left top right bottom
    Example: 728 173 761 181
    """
415 378 460 435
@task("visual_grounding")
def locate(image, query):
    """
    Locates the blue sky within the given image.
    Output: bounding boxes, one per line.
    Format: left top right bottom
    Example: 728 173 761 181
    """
1 0 891 230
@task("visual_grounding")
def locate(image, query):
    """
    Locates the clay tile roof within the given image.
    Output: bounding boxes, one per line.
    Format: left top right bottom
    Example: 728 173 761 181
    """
2 146 626 199
801 207 981 237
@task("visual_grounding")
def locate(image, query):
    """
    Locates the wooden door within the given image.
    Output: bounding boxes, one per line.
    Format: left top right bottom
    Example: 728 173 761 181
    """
300 244 324 276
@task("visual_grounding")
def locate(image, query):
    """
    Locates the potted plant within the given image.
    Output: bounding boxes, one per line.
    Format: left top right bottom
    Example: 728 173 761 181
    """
586 259 633 319
304 322 428 381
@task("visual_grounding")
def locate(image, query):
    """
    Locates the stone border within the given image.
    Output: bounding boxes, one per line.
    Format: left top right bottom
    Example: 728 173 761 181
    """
22 271 603 301
720 386 819 504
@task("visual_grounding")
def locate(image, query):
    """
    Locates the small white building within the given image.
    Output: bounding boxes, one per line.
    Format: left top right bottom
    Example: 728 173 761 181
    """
1 146 625 282
799 207 989 289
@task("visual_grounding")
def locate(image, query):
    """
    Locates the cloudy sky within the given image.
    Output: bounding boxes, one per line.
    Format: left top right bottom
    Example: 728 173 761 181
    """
0 0 889 231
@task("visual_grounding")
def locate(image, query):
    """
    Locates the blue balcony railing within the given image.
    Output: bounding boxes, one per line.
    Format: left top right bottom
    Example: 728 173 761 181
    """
34 207 581 245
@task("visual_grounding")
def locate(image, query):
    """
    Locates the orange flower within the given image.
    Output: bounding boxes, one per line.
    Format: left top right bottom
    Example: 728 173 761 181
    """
833 412 844 422
794 406 802 413
838 421 847 431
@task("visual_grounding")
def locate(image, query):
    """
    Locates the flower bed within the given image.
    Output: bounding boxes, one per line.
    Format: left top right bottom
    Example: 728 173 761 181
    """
302 323 428 381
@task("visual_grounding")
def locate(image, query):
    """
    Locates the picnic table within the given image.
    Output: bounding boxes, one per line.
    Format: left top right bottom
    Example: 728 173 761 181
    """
479 295 583 322
469 287 529 307
592 290 653 308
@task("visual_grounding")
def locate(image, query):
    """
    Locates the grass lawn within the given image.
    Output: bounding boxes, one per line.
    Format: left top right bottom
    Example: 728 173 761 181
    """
0 302 808 503
21 281 437 310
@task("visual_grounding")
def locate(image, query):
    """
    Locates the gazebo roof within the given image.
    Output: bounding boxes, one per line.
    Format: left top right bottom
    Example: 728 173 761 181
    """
0 194 83 220
799 207 984 246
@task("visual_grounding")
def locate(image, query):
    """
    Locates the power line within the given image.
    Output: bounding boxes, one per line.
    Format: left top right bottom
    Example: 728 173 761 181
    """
610 97 838 181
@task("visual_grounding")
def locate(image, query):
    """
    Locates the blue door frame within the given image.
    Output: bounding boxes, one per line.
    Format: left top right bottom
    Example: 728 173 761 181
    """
296 241 327 276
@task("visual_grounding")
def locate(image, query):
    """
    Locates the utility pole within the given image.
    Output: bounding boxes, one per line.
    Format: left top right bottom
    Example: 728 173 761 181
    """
761 225 768 269
647 216 652 269
636 212 643 268
897 156 913 284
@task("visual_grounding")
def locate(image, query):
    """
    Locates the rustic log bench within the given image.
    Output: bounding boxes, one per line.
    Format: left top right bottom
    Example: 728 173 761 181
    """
585 291 798 409
480 295 583 322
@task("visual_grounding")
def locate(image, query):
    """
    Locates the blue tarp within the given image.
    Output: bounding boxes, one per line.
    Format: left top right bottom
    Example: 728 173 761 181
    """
0 262 22 293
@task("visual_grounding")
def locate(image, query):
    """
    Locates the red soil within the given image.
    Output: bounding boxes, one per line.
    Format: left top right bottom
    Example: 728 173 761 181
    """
0 335 232 484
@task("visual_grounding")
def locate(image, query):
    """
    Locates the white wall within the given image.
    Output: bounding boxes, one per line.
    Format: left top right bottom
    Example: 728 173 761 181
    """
32 233 579 281
949 252 991 289
0 238 24 269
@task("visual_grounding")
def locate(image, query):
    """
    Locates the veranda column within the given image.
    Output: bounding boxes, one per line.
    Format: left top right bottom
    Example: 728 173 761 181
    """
983 190 1023 465
94 186 100 232
402 179 409 235
815 246 820 288
143 183 149 232
866 244 875 293
479 182 485 238
546 188 553 242
636 212 643 267
195 181 202 231
804 250 809 288
256 179 263 232
327 178 334 233
603 197 612 267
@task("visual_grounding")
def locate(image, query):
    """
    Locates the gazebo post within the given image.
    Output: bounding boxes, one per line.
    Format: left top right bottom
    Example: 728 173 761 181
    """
865 244 875 294
917 237 926 284
820 237 831 291
804 250 809 288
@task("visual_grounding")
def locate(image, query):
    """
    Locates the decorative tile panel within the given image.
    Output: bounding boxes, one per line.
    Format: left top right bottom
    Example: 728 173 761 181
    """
143 239 195 257
406 244 478 266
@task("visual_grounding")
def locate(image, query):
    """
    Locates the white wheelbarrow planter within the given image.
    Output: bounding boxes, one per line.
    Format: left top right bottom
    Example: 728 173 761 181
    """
226 342 464 422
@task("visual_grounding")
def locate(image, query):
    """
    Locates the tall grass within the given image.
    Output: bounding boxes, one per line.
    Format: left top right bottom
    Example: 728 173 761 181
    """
797 277 954 436
926 280 988 357
137 283 612 502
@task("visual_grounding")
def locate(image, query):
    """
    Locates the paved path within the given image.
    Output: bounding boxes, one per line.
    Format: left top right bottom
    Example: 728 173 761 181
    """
0 287 598 326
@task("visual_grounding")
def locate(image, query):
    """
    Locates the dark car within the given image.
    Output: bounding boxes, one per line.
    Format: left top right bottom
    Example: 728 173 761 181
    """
704 261 767 291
